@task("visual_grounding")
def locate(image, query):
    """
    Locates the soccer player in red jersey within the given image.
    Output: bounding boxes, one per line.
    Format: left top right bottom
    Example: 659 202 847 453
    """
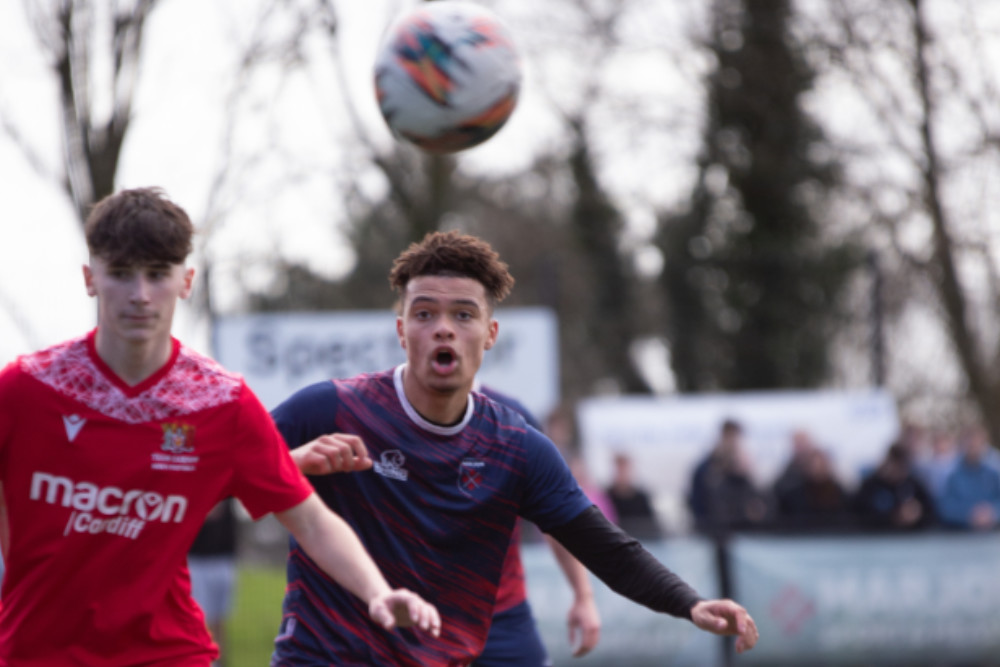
270 230 759 666
0 188 439 666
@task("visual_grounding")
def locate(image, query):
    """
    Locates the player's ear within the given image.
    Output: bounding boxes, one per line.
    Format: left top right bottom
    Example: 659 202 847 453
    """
83 264 97 297
483 319 499 351
396 316 406 350
179 267 195 299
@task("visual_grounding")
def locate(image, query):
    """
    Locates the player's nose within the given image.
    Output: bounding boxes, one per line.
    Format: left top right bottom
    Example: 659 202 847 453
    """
129 276 153 303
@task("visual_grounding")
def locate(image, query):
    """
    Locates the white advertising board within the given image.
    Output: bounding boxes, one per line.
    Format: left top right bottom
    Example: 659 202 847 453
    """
577 389 900 531
730 533 1000 665
213 307 559 419
523 537 721 666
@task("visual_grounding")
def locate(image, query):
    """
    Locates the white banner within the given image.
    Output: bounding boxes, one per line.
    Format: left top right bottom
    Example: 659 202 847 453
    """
213 307 559 418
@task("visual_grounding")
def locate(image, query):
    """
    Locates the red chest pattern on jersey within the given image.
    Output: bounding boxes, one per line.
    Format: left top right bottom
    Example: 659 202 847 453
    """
20 335 242 423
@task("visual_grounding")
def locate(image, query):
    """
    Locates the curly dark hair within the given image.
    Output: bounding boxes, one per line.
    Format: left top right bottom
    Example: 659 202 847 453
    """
388 230 515 306
84 187 194 266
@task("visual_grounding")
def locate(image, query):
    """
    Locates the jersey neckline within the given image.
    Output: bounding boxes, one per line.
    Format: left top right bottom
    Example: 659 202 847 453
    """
393 364 474 436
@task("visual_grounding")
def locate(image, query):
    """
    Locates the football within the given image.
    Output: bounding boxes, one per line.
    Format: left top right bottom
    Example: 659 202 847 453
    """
374 1 522 154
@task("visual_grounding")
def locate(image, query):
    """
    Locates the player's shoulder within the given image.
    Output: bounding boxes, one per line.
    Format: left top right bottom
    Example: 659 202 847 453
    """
474 391 536 440
476 386 542 430
146 343 248 416
174 343 245 392
332 368 395 402
276 369 392 413
16 334 87 377
12 334 92 396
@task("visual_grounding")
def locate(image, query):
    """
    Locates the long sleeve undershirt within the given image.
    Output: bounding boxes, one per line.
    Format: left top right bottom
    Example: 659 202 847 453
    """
546 506 702 620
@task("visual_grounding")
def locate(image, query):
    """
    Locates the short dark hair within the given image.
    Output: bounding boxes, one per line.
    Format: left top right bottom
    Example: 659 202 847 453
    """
84 187 194 266
721 418 743 435
388 231 515 307
886 442 910 465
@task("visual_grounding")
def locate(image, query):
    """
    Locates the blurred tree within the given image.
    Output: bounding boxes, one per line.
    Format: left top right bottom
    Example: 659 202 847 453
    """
249 0 654 400
654 0 862 391
804 0 1000 442
9 0 158 222
0 0 159 345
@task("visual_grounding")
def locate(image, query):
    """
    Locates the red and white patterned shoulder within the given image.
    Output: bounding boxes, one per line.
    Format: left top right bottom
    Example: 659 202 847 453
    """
21 337 244 423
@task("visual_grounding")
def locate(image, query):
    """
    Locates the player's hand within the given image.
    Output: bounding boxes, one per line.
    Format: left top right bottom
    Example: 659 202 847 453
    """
293 434 372 475
566 592 601 657
690 599 759 653
368 588 442 638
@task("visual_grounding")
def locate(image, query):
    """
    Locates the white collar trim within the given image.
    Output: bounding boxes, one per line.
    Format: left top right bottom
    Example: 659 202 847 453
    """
393 364 473 436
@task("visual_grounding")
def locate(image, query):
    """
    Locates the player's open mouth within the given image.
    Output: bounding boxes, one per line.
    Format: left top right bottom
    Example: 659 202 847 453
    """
431 349 458 374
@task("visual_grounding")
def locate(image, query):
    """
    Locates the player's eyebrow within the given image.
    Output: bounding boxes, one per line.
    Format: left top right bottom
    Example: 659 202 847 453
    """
410 295 481 308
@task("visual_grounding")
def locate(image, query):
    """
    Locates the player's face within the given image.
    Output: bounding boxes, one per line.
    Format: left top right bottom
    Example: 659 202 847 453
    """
83 257 194 346
397 275 498 397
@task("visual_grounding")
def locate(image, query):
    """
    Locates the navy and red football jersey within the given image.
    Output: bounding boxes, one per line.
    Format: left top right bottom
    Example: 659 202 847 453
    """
270 365 592 666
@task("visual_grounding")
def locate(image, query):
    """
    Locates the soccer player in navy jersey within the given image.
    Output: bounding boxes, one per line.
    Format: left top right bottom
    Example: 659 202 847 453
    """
291 383 602 666
269 230 759 666
0 188 439 666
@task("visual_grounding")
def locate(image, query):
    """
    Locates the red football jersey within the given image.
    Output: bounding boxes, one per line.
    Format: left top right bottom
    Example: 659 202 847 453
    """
0 331 312 666
494 520 528 613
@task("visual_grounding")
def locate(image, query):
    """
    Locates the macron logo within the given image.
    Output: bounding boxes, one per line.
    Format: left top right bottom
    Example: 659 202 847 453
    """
63 415 86 442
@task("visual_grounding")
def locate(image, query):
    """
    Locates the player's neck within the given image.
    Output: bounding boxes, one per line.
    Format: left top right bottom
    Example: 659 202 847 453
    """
94 330 173 387
409 393 468 426
402 376 470 426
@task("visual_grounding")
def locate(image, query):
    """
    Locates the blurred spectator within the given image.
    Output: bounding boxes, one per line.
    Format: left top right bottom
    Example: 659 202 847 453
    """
773 447 852 531
545 402 617 521
915 428 960 499
569 455 618 524
687 419 770 534
544 401 579 457
606 452 663 540
853 442 936 531
898 421 932 463
772 429 818 503
188 498 239 667
937 426 1000 531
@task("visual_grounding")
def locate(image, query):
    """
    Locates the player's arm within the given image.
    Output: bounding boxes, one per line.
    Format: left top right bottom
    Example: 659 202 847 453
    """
546 507 758 654
274 493 440 636
544 534 600 657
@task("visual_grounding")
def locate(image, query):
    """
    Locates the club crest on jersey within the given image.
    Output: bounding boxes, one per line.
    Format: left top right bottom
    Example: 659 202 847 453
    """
373 449 409 481
458 458 486 497
151 423 199 472
161 423 195 454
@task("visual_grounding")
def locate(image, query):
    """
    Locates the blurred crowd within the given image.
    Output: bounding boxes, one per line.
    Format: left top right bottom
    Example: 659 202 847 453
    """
541 404 1000 541
684 418 1000 536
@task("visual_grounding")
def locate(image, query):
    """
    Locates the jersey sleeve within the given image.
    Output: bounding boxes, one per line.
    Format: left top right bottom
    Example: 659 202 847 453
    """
0 361 21 459
269 381 341 450
517 426 594 531
228 385 313 520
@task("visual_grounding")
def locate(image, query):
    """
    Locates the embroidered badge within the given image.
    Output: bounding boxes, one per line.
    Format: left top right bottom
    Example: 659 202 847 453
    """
373 449 409 481
458 458 486 497
161 423 195 454
151 423 198 472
